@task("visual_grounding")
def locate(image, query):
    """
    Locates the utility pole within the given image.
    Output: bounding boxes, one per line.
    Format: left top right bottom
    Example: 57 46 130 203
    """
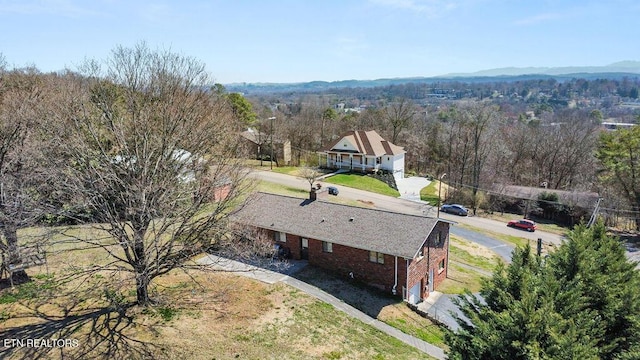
537 238 542 256
268 117 276 170
437 173 447 218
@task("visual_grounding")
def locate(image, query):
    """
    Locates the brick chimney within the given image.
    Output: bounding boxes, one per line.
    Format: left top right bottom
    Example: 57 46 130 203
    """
309 189 317 201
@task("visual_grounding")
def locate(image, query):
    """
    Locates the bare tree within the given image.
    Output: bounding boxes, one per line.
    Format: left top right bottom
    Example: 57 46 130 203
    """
57 43 253 306
0 68 61 283
298 167 321 191
465 103 501 214
384 97 414 144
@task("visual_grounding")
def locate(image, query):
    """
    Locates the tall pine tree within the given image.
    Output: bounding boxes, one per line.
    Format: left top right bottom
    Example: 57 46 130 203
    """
446 223 640 359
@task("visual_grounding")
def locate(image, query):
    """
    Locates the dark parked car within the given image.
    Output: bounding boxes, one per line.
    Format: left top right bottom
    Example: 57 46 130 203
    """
327 186 339 195
507 219 536 232
440 204 468 216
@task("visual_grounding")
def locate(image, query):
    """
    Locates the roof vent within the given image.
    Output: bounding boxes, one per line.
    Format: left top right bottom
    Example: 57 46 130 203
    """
349 217 354 222
321 218 325 222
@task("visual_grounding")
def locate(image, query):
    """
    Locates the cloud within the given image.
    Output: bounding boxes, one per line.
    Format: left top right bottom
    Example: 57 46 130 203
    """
513 12 563 26
369 0 459 18
0 0 102 17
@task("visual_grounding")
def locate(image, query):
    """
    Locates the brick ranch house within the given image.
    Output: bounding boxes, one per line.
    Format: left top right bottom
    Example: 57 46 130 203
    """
233 192 451 304
321 130 406 180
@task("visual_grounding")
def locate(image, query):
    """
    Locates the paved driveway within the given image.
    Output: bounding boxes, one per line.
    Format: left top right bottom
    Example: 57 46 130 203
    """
396 176 431 202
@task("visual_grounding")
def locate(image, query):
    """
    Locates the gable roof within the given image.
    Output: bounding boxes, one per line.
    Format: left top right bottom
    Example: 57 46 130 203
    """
325 130 405 156
233 192 444 259
491 185 599 209
240 128 288 144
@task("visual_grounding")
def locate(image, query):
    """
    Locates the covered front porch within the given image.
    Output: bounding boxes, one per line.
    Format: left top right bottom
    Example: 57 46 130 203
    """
321 152 381 173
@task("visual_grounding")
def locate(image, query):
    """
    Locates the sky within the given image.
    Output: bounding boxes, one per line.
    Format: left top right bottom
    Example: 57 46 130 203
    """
1 0 639 84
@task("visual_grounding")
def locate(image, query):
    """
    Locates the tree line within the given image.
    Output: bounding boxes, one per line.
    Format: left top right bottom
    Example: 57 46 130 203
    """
239 75 640 105
245 90 640 225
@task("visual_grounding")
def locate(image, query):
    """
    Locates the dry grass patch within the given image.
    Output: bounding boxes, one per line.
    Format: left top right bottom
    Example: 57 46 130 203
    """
438 262 487 294
2 258 435 360
293 266 447 349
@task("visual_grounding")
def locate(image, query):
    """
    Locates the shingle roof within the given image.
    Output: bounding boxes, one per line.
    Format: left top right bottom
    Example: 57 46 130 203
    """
240 129 286 144
233 192 441 259
325 130 405 156
492 185 599 209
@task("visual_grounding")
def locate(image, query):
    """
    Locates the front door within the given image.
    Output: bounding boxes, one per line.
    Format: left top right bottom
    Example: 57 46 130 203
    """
300 237 309 260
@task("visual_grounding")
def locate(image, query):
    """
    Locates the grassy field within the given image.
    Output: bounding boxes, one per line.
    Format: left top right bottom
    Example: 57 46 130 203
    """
1 240 437 360
256 180 376 209
323 173 400 197
438 235 502 294
256 179 310 197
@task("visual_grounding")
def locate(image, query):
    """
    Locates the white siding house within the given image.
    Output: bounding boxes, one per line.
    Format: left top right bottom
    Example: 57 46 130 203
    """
323 130 406 179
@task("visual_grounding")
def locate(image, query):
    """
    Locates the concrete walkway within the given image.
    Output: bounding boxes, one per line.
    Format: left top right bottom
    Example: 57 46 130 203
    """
416 292 467 332
198 254 446 360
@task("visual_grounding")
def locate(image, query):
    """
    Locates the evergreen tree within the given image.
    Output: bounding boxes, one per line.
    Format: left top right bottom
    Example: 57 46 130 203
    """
547 224 640 359
446 223 640 359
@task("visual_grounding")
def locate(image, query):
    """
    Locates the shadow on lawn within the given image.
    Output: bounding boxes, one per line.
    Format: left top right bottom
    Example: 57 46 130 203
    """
292 264 401 318
0 302 163 360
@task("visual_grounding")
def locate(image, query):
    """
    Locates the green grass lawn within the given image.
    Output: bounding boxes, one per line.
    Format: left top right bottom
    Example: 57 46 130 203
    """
256 179 309 197
420 181 440 205
438 235 502 294
324 173 400 197
270 166 301 175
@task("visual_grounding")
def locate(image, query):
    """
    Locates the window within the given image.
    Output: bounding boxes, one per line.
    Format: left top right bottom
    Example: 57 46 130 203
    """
438 258 445 272
274 231 286 243
369 251 384 264
322 241 333 253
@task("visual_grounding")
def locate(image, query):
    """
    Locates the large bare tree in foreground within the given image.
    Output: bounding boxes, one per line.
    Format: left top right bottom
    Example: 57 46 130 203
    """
59 44 253 305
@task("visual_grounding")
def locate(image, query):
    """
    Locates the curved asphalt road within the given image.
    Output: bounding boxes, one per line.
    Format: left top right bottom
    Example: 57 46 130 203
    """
450 226 514 262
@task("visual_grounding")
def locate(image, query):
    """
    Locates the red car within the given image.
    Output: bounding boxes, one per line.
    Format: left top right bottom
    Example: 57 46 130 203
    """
507 219 536 232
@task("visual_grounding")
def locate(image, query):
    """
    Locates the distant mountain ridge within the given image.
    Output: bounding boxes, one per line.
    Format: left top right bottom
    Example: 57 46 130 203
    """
225 61 640 94
443 61 640 77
